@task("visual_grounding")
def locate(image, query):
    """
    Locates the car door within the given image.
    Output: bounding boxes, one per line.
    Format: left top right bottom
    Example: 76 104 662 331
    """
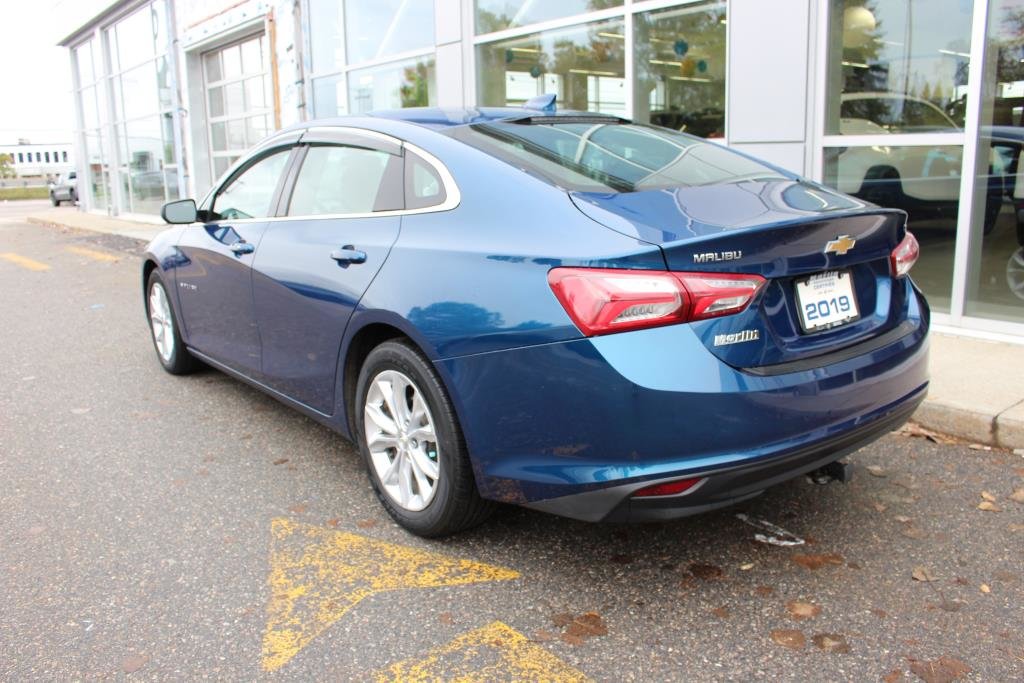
251 130 406 414
173 146 294 376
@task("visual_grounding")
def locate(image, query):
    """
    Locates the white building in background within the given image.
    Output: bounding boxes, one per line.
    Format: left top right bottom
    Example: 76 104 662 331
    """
0 141 73 178
58 0 1024 340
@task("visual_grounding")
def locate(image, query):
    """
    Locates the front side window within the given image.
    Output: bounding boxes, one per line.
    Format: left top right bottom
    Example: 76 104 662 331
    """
212 149 291 220
288 145 402 216
443 120 784 193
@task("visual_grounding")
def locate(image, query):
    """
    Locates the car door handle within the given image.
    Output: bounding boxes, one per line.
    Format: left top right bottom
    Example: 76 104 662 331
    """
330 246 367 264
230 241 255 255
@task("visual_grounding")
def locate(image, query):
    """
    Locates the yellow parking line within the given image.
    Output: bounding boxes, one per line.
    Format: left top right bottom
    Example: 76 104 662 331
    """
0 252 50 271
66 246 119 262
262 518 520 672
374 621 591 682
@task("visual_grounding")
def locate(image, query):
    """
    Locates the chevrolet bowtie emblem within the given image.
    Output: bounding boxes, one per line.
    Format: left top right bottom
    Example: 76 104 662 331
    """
824 235 857 256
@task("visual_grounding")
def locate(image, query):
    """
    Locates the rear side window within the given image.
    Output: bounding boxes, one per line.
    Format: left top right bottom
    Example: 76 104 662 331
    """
442 120 785 193
212 149 291 219
405 151 446 210
288 145 403 216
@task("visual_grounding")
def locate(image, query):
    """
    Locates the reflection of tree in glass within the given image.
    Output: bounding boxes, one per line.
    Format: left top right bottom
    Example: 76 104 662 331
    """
400 62 430 108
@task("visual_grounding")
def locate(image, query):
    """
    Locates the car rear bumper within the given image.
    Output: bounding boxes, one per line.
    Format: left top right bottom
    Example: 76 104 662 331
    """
436 285 929 521
522 389 922 521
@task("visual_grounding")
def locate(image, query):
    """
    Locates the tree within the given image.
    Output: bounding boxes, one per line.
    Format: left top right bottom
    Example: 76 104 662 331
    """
0 153 13 179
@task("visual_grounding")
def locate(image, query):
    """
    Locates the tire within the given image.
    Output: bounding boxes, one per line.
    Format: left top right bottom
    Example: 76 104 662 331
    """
70 189 77 204
145 270 200 375
355 340 495 537
50 193 60 206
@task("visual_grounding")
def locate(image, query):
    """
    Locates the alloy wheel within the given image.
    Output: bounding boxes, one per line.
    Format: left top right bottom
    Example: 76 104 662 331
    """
1008 247 1024 302
363 370 440 512
149 282 175 362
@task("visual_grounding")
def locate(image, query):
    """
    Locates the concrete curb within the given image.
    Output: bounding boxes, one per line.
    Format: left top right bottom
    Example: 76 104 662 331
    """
25 210 1024 451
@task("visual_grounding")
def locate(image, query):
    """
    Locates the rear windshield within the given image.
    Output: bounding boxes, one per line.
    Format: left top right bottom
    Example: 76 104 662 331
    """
441 119 787 193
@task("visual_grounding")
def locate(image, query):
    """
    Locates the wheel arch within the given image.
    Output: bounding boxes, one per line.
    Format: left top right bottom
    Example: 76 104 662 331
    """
337 311 453 442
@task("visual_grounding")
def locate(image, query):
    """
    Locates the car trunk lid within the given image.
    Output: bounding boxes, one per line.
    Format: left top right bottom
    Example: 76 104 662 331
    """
570 179 910 369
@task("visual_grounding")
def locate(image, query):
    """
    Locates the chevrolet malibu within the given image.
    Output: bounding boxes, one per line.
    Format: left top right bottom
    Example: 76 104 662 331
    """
145 101 929 537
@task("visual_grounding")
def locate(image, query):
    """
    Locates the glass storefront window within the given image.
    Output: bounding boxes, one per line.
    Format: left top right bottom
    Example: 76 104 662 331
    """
476 20 626 115
348 57 436 114
110 4 160 72
825 0 972 135
963 0 1024 323
634 1 727 138
308 0 345 73
345 0 434 64
825 144 964 311
475 0 622 34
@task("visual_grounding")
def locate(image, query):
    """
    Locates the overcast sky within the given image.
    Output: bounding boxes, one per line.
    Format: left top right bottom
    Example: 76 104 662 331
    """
0 0 111 145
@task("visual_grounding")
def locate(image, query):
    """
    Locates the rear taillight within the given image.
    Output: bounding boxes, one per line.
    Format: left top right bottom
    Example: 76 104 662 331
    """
547 267 765 337
890 231 919 278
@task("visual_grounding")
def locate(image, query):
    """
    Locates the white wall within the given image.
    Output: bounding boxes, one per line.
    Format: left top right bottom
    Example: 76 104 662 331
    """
727 0 812 175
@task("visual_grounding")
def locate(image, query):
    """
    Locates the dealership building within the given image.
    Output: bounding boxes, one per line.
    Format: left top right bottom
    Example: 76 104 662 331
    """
59 0 1023 339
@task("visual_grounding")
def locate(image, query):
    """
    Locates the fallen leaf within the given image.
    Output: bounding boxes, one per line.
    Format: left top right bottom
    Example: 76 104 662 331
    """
792 553 844 570
688 562 724 580
968 443 990 451
122 654 149 673
770 629 806 650
883 670 903 683
1010 488 1024 504
786 600 821 621
272 458 289 466
871 608 888 619
754 585 775 597
912 566 938 582
289 504 307 514
907 655 970 683
560 612 607 645
901 526 927 540
980 584 991 594
873 502 888 512
894 515 913 523
325 518 340 528
1010 523 1024 532
867 465 887 477
812 633 851 653
438 611 453 625
739 562 755 571
981 491 997 502
977 501 1001 512
711 606 730 619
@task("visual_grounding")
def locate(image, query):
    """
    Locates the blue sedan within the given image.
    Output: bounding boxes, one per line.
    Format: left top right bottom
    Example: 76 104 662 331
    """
145 100 929 537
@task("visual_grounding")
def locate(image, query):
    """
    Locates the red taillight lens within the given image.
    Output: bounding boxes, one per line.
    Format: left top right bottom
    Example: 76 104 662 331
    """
890 231 919 278
547 267 765 337
632 477 704 498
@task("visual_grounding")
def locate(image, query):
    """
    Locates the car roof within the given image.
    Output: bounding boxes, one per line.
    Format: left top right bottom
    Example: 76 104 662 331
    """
293 107 624 132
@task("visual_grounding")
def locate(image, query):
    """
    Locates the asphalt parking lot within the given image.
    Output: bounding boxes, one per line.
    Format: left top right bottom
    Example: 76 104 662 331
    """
2 204 1023 681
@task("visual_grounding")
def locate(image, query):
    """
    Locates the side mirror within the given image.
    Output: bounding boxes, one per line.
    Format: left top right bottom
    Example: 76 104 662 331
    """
161 198 198 224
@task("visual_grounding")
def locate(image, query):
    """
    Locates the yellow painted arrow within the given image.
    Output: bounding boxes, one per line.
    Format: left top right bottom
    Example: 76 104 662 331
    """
262 518 520 672
375 621 591 682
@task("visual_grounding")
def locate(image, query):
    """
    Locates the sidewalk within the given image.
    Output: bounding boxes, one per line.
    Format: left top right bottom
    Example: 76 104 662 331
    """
27 207 1024 450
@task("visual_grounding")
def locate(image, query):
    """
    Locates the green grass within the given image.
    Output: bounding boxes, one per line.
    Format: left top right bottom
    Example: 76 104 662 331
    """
0 187 50 200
